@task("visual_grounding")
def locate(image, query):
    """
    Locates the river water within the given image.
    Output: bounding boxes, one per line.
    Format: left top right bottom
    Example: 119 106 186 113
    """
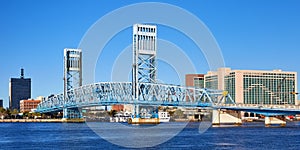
1 122 300 149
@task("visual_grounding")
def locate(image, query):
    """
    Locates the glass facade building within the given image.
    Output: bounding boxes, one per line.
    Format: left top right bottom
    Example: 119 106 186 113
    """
9 69 31 110
204 75 218 90
185 74 205 88
205 68 232 90
224 72 236 102
205 68 297 105
194 78 204 88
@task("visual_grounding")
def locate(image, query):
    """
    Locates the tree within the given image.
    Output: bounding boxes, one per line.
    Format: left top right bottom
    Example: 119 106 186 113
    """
158 106 163 111
5 108 11 118
11 109 19 119
0 107 5 113
108 110 117 117
23 111 30 119
173 109 184 119
33 112 41 117
0 107 5 119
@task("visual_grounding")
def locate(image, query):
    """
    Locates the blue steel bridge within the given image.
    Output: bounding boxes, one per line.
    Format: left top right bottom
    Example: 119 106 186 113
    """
37 82 230 114
36 24 300 125
36 81 300 118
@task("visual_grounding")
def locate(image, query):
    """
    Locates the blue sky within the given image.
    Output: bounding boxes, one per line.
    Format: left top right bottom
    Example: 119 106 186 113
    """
0 0 299 107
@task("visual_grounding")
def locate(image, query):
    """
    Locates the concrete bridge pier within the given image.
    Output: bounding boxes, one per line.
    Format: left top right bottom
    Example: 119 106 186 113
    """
212 109 242 126
63 108 82 119
265 116 286 127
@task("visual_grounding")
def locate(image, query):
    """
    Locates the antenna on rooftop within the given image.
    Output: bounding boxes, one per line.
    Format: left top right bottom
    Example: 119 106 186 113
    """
21 68 24 79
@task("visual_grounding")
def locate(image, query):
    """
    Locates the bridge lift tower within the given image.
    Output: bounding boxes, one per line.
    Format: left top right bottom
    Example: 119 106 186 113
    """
132 24 157 118
63 48 82 119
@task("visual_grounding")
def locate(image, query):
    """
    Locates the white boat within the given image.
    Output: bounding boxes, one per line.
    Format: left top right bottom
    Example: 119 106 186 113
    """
110 111 132 122
112 111 170 123
158 112 170 122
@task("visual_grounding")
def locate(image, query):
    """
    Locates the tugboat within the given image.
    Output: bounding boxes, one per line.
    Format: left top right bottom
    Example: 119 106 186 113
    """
110 111 132 122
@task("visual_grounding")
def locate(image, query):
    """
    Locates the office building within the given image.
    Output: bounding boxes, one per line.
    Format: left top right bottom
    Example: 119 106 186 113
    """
9 69 31 110
205 68 231 90
205 68 297 105
185 74 205 88
20 99 41 113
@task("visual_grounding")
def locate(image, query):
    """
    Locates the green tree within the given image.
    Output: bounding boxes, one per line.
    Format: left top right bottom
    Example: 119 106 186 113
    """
108 110 117 117
11 109 19 119
173 109 184 119
0 107 5 119
0 107 5 113
5 108 11 118
158 106 163 111
23 111 30 119
33 112 41 118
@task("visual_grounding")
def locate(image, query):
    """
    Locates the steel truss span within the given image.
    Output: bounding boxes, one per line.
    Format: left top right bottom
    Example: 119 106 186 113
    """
36 82 233 113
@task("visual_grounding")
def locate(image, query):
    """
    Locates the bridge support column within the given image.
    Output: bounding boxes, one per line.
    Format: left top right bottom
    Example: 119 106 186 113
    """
133 105 140 118
212 109 220 125
265 116 286 127
212 109 242 126
63 108 82 119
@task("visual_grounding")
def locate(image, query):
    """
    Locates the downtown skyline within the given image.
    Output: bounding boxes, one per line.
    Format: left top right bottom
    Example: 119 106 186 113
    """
1 0 300 107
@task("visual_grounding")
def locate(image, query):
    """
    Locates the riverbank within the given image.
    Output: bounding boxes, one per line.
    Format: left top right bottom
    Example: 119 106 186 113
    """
0 119 85 123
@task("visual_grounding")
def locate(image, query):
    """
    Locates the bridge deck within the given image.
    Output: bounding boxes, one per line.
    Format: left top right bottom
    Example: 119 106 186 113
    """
36 82 300 116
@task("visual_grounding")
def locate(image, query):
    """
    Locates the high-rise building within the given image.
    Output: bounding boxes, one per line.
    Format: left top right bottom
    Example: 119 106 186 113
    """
205 68 231 90
185 74 205 88
9 69 31 110
204 68 297 105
